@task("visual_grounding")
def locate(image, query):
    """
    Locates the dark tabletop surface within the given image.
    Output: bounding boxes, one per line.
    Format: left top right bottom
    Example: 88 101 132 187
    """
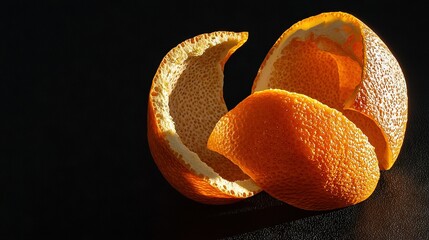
3 1 428 239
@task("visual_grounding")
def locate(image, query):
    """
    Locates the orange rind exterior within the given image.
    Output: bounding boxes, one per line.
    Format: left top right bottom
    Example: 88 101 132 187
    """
252 11 408 170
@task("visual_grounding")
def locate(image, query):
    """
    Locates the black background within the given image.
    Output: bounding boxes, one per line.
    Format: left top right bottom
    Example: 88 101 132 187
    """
2 1 429 239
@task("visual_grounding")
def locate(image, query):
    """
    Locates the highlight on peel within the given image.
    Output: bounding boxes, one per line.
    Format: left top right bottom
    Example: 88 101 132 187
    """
252 11 408 170
207 89 380 211
147 31 261 204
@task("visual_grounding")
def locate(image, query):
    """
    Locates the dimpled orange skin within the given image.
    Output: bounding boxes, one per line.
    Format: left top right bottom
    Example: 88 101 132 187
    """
208 89 380 211
147 105 241 204
252 11 408 170
147 31 261 205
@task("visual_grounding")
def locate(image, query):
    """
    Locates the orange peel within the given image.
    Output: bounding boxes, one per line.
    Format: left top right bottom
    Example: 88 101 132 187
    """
147 12 408 208
147 31 261 204
207 89 380 211
252 11 408 170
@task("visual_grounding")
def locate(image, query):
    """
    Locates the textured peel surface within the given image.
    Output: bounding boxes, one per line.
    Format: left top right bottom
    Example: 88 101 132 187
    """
252 11 407 170
148 31 260 204
208 89 380 211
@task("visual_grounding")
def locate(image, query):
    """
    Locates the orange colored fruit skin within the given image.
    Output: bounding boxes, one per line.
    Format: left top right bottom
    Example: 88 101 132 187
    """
208 90 380 211
147 99 241 205
345 24 408 169
251 12 408 170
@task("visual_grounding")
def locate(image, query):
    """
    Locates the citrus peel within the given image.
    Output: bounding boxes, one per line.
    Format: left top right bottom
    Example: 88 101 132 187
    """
147 31 261 204
207 89 380 211
252 11 408 170
147 12 408 209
